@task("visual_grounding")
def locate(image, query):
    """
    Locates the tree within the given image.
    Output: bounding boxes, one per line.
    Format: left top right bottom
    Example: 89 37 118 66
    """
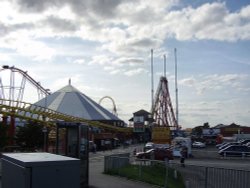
203 122 210 128
15 122 44 150
192 126 203 136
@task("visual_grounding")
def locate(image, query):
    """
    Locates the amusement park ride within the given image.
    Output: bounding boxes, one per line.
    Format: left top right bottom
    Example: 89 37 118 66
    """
0 65 131 146
99 96 118 116
0 47 179 146
150 49 179 144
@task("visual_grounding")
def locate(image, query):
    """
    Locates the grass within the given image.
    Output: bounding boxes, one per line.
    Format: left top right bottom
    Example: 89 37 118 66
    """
105 163 185 188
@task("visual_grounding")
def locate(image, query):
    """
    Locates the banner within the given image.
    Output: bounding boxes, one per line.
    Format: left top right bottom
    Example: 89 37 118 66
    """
152 127 171 144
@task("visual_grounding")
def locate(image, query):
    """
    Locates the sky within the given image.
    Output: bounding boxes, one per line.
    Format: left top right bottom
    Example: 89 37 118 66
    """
0 0 250 128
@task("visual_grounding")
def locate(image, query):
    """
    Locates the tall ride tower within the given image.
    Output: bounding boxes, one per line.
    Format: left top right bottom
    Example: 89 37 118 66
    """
152 76 178 130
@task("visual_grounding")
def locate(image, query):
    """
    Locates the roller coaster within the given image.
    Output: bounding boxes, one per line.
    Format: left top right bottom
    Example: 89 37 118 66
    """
0 65 131 134
0 98 130 132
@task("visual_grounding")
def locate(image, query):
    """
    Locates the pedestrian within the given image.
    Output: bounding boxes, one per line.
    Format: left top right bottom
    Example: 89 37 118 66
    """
133 148 137 156
180 147 185 167
93 143 97 153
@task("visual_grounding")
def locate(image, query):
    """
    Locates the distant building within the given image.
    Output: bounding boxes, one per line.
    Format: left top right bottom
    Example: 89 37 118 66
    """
129 109 154 143
220 123 250 137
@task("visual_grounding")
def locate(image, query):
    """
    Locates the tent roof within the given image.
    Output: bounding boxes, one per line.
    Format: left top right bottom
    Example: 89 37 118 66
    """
34 84 122 121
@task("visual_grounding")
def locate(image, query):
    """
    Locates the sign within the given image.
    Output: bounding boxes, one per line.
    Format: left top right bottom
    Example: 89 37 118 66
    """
133 123 144 133
152 127 171 144
202 128 220 136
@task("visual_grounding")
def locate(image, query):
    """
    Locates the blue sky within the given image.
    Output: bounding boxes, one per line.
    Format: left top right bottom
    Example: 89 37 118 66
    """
0 0 249 128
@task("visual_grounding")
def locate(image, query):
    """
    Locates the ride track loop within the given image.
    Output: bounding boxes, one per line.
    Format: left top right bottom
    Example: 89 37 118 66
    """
0 98 132 133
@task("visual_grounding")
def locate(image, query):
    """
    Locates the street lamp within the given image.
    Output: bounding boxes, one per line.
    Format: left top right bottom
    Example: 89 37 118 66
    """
42 89 50 152
42 127 48 152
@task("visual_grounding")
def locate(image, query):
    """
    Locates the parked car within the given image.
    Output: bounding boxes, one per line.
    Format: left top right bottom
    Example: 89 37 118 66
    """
144 142 155 151
218 145 250 157
192 141 206 148
239 139 250 145
245 142 250 147
136 148 173 161
218 142 241 151
216 142 228 148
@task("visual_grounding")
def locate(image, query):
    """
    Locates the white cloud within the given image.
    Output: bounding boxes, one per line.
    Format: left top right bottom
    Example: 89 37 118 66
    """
0 53 11 61
0 1 249 63
179 77 196 87
15 38 56 61
124 68 147 76
73 59 85 65
89 55 113 65
179 74 249 95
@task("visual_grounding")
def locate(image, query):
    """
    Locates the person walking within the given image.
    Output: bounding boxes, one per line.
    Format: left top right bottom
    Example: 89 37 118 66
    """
180 147 186 167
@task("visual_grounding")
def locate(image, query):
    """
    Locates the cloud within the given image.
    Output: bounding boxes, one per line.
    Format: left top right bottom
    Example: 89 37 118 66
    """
0 53 11 61
113 57 144 66
73 59 85 65
164 3 250 41
41 16 79 33
124 68 147 76
0 0 249 64
179 74 249 95
179 77 196 87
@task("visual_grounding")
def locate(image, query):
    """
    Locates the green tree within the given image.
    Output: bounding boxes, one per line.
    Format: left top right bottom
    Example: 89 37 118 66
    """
15 122 44 150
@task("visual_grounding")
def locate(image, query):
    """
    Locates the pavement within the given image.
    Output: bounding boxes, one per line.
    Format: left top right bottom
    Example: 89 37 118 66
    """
88 145 157 188
89 156 156 188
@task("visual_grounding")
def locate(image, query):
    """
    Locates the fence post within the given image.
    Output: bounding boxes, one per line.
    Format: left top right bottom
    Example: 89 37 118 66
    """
205 167 208 188
139 160 142 179
174 170 177 179
118 157 120 175
242 152 245 159
164 164 168 188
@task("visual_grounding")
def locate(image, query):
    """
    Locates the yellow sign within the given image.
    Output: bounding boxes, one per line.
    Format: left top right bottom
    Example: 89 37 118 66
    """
152 127 171 144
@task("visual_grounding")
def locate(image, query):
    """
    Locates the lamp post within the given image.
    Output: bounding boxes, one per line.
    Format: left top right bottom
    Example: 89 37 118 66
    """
42 89 50 152
42 127 47 152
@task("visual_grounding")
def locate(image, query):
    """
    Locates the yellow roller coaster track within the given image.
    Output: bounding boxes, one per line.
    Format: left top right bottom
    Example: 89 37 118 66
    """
0 98 132 133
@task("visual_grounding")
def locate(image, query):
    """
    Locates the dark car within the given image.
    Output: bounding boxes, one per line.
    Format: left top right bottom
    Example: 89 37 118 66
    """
239 139 250 145
136 148 173 161
218 142 241 151
218 145 250 157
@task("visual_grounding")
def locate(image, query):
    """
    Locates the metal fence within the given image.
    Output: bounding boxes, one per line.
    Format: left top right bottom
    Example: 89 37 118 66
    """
104 155 250 188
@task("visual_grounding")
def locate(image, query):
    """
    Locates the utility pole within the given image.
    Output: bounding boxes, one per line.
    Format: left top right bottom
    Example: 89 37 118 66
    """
174 48 179 129
151 49 154 111
163 54 166 78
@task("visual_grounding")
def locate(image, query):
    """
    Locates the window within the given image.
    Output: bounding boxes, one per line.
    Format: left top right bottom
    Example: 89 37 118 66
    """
134 116 144 123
